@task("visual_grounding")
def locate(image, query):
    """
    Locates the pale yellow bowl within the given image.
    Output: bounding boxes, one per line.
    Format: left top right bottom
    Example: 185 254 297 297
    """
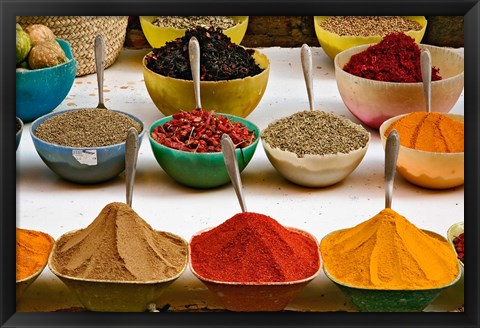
314 16 427 61
48 229 188 312
335 44 464 129
143 49 270 118
189 227 322 311
379 113 464 189
140 16 249 48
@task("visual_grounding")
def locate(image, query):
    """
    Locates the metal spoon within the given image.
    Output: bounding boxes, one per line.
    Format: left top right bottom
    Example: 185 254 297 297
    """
189 37 202 109
221 134 247 213
301 44 315 111
94 34 107 110
420 48 432 113
125 127 139 208
384 130 400 209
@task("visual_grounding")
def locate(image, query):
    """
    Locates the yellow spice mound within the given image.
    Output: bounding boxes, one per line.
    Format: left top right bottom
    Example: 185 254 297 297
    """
320 208 459 290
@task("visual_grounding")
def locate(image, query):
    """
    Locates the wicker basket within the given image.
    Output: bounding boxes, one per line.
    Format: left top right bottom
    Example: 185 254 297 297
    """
16 16 128 76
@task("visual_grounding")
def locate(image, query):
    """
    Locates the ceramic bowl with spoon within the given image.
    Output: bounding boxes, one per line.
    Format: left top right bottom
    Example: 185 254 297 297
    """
148 37 259 189
379 49 464 189
188 134 322 311
30 35 145 184
321 131 462 312
48 129 188 312
261 44 370 187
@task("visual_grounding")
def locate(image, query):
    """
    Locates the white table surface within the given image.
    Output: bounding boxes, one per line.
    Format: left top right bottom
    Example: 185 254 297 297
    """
16 46 464 312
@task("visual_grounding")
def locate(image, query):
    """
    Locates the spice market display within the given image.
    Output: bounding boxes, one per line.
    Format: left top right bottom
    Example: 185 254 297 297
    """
15 16 464 313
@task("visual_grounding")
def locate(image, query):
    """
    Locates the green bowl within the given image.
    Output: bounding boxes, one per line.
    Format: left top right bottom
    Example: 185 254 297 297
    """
148 113 259 189
322 230 462 312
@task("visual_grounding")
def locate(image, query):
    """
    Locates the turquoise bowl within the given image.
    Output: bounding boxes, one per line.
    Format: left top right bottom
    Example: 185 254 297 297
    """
148 114 259 189
16 117 24 151
322 230 462 312
16 39 77 122
30 109 145 184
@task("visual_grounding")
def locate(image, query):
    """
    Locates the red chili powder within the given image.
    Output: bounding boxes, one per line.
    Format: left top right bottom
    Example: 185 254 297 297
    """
190 212 320 283
343 33 442 83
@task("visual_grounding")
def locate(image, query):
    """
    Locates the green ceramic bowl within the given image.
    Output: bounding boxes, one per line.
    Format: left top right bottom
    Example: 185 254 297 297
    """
148 113 259 189
322 230 462 312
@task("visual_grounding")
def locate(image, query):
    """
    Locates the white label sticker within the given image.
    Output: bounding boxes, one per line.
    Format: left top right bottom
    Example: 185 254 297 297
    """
72 149 98 166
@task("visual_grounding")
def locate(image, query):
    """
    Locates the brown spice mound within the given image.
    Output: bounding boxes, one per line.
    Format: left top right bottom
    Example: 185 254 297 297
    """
51 202 187 282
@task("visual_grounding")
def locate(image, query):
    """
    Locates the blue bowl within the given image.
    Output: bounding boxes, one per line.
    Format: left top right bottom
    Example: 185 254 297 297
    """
30 109 145 184
148 114 259 189
16 117 24 151
16 38 77 122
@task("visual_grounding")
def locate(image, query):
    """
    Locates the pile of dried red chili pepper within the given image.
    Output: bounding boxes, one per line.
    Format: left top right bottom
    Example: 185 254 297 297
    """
151 109 256 152
452 232 464 263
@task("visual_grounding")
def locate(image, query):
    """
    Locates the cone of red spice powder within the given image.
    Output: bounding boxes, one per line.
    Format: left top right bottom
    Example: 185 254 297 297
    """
190 212 321 283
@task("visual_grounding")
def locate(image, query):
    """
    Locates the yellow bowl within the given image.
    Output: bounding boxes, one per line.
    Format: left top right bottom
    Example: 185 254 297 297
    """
313 16 427 60
48 229 188 312
143 49 270 118
379 113 464 189
140 16 249 48
335 44 464 129
189 227 322 311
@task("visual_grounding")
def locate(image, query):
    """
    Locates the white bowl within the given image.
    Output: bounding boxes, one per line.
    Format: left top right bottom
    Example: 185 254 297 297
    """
262 133 370 187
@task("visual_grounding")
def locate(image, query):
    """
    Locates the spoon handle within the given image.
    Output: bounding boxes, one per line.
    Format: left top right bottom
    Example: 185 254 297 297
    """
189 37 202 109
420 48 432 113
94 34 107 109
221 134 247 213
385 130 400 209
125 127 139 208
301 44 314 111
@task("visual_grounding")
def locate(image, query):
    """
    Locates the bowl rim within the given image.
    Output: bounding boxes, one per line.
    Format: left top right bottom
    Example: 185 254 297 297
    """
47 228 189 285
142 47 270 83
139 15 249 32
16 116 24 137
16 38 76 74
148 112 260 156
447 221 464 267
313 16 427 41
188 225 323 286
321 228 462 291
334 43 464 85
379 113 465 155
30 108 146 150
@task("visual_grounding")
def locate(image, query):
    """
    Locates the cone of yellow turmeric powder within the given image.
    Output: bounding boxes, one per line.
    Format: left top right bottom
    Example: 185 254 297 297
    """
16 227 54 302
320 208 461 312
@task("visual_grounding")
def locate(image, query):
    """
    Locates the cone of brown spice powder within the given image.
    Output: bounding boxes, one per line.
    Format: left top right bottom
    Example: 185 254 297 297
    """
50 202 187 282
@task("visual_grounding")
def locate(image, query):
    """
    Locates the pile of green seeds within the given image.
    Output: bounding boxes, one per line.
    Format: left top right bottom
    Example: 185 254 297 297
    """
151 16 239 30
35 109 142 148
262 111 369 157
319 16 423 37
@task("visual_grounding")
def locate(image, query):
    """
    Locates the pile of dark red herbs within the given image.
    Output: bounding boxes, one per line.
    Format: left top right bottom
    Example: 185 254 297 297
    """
343 32 442 83
452 232 464 263
145 26 263 81
151 109 256 152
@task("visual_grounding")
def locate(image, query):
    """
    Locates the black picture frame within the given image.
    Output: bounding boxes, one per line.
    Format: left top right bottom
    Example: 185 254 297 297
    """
2 0 479 327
